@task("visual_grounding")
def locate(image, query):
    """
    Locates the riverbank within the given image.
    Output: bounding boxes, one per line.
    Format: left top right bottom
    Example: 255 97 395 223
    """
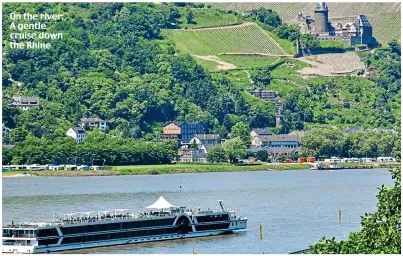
2 170 34 177
2 163 310 177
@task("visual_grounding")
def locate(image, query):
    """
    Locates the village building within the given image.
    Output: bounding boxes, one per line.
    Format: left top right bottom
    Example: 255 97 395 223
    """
288 130 305 141
66 127 86 143
159 133 181 140
246 88 277 101
251 134 300 148
177 148 207 163
189 134 220 146
11 96 40 110
162 121 206 143
162 121 183 136
79 118 107 131
246 88 284 110
250 131 305 161
200 144 216 154
250 128 273 139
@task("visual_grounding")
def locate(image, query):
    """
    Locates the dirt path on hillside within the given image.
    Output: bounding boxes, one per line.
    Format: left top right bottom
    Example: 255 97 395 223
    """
190 22 256 31
244 69 253 84
221 52 290 57
192 54 237 70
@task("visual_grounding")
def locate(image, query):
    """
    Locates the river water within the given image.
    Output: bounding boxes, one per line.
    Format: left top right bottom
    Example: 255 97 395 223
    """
2 168 393 254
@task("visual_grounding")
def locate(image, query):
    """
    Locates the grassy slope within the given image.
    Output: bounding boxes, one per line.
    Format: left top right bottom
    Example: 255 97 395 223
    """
162 24 289 55
265 30 296 55
211 70 252 88
369 13 401 44
194 58 218 71
162 29 210 55
162 22 291 69
178 8 240 28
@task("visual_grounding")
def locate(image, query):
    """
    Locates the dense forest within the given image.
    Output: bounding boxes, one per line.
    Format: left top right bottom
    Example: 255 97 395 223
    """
2 3 401 164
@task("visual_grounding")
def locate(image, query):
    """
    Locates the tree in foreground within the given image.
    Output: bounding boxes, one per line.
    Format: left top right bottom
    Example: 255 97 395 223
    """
256 150 268 162
207 145 227 163
230 122 251 147
222 137 247 163
310 167 401 254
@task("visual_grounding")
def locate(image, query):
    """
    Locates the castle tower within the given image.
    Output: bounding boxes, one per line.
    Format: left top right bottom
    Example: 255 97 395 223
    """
314 2 329 34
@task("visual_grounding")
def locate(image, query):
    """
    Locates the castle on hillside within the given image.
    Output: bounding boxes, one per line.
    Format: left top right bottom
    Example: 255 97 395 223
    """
298 2 374 46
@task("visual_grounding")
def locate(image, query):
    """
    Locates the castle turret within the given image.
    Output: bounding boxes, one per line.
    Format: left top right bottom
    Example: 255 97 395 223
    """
314 2 329 34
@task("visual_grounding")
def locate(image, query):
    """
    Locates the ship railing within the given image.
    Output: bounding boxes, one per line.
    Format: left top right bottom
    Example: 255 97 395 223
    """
50 211 179 225
2 234 36 238
3 225 38 229
10 208 229 227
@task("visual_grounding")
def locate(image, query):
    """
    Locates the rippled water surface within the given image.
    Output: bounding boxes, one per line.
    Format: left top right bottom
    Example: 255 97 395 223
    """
2 168 392 253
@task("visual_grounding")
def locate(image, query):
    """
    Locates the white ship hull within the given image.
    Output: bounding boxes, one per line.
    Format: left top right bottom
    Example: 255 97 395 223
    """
3 220 247 254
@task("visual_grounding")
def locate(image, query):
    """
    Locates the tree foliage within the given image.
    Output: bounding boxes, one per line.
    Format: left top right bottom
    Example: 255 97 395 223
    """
230 122 251 147
2 130 178 165
275 24 299 41
301 126 399 158
256 150 268 162
222 137 248 163
207 145 227 163
250 66 272 87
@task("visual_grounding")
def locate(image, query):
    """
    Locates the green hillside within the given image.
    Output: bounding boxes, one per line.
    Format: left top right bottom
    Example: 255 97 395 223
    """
163 23 289 56
177 7 240 28
2 2 401 165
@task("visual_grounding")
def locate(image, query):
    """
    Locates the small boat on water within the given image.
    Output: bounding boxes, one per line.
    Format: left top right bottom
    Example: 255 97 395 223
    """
2 197 247 254
310 162 344 170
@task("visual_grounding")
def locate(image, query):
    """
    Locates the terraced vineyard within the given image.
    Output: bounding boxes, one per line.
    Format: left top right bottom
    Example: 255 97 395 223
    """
368 13 401 45
315 52 365 74
300 52 366 76
163 23 288 56
195 23 287 55
211 2 401 44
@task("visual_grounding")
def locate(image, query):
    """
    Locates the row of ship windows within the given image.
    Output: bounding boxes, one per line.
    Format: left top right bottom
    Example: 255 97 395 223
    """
196 214 229 223
195 223 229 231
39 227 179 246
38 223 231 246
39 216 228 237
38 219 176 237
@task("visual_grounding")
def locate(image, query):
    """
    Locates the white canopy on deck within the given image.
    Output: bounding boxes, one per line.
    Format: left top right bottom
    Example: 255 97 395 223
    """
146 196 178 209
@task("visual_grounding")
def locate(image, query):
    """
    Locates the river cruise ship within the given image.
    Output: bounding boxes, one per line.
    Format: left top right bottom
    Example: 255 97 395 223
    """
2 197 247 254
